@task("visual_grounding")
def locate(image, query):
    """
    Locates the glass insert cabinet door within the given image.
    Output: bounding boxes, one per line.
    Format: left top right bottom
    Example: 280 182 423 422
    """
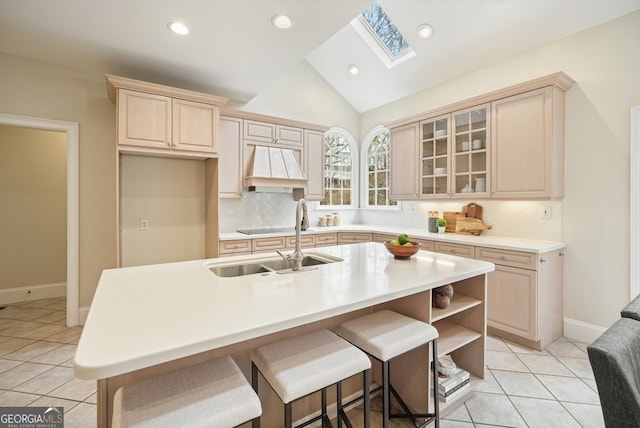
453 105 489 195
420 115 449 197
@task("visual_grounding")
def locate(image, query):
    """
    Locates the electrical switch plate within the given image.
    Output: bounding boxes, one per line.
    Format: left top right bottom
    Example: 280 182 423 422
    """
140 219 150 231
541 206 552 219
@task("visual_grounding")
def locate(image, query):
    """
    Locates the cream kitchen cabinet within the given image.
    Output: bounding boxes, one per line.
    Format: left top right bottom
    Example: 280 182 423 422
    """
294 130 325 201
314 232 338 247
337 232 372 244
435 242 475 258
419 114 450 198
389 123 420 200
285 234 316 249
476 246 563 350
218 239 252 256
412 238 435 252
372 233 396 243
219 116 243 199
386 73 574 201
106 75 229 265
108 76 226 158
243 120 303 147
452 105 490 196
252 236 287 253
491 86 565 198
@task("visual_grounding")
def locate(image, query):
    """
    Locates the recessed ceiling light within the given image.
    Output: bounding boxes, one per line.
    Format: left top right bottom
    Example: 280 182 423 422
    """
348 65 360 75
417 24 433 39
272 15 295 30
168 22 189 35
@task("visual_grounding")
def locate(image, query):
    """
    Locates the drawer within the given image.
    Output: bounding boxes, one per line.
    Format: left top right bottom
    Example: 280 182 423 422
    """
314 232 338 247
338 232 372 244
435 242 475 258
219 239 252 255
372 233 396 243
412 238 435 252
285 235 316 249
252 236 287 253
475 247 537 270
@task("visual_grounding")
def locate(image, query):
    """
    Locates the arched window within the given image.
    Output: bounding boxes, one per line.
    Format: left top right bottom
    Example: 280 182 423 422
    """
321 128 357 207
362 126 397 207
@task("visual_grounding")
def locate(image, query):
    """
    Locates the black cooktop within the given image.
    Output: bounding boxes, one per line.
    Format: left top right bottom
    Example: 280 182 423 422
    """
237 227 295 235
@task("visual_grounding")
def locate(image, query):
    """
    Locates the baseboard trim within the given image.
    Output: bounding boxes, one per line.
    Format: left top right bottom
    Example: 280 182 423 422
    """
0 283 66 305
564 317 607 344
77 306 90 325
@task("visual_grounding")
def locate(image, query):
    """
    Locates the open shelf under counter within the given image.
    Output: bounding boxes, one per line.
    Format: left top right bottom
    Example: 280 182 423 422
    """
431 294 482 322
432 319 482 357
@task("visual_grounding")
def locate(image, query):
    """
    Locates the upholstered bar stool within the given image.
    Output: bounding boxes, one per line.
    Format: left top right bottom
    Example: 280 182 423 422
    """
335 310 440 428
112 356 262 428
251 328 371 427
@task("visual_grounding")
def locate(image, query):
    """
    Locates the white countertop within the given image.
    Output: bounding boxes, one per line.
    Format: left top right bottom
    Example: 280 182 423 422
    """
220 224 565 253
74 242 494 380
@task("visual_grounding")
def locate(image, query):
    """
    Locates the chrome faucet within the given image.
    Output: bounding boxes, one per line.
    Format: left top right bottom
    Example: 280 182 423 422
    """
291 198 308 271
277 198 308 271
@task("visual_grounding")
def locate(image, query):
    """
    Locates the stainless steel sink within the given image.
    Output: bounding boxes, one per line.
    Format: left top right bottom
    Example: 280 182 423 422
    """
207 253 341 277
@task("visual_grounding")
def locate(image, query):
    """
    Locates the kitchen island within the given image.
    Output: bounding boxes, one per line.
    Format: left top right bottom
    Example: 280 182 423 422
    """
74 242 494 427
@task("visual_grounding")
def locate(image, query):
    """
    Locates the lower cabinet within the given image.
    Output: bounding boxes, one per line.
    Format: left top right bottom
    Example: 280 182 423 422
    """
285 235 316 249
314 232 338 247
435 242 475 258
218 233 564 351
218 239 252 256
337 232 372 244
476 247 563 350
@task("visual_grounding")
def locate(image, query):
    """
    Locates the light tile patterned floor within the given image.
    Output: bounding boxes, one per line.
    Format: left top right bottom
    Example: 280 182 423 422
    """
0 298 96 427
0 298 604 427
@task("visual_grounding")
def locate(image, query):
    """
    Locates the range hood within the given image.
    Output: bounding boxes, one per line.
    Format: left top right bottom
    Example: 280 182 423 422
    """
245 146 307 191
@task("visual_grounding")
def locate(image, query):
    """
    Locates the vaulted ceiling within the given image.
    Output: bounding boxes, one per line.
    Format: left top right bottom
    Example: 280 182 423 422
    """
1 0 638 113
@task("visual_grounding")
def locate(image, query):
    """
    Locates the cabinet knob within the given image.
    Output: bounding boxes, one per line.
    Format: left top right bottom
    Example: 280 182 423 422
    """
540 258 546 263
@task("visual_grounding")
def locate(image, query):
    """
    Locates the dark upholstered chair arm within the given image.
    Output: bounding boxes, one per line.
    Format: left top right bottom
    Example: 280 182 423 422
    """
588 317 640 427
621 295 640 321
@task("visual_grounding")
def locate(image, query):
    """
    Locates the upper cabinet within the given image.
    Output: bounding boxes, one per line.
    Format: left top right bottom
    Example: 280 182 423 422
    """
419 114 449 198
219 116 243 199
221 109 329 199
244 120 304 147
390 123 420 200
452 105 490 196
106 74 228 158
294 130 325 201
388 72 574 200
491 87 564 198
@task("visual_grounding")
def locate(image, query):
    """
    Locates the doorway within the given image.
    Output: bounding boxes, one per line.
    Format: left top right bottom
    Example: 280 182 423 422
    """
0 113 79 326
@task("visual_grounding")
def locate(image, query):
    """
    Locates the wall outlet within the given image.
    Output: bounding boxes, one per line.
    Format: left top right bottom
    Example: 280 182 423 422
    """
541 206 552 219
140 219 150 231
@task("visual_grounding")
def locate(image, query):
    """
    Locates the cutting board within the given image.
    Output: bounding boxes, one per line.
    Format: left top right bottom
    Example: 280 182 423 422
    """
455 217 492 235
443 212 464 233
463 203 483 220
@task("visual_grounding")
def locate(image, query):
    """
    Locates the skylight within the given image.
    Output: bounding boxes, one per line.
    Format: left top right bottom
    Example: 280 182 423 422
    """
351 2 415 68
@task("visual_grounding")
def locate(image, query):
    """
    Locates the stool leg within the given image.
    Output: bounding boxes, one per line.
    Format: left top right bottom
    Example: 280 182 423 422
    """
432 340 440 428
382 360 390 428
363 368 371 428
336 382 343 428
322 387 327 427
251 363 260 428
285 402 293 428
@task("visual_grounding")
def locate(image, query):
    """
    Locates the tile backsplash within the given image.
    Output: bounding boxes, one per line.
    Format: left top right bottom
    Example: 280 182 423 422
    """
220 193 562 242
220 192 299 232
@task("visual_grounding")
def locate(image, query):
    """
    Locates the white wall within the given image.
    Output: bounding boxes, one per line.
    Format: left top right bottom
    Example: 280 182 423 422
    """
226 60 361 143
120 155 206 267
360 11 640 336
